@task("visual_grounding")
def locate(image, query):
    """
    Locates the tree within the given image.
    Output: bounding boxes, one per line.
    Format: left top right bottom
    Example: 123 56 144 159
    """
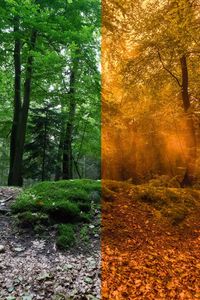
0 0 101 186
102 0 200 184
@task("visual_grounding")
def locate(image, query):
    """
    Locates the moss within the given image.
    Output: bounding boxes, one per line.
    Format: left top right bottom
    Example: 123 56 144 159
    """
11 179 101 248
11 179 100 221
137 187 166 209
77 202 91 212
43 200 80 223
135 184 200 225
56 224 75 249
17 211 49 229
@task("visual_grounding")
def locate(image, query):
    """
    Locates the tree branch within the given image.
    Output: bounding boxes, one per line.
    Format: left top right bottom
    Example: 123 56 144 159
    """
157 51 182 87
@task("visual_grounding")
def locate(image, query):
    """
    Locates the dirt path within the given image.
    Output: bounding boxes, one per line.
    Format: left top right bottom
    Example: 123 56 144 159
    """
102 194 200 300
0 187 100 300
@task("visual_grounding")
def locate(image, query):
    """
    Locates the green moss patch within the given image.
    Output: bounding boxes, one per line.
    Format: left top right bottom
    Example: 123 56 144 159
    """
56 224 75 249
11 179 101 249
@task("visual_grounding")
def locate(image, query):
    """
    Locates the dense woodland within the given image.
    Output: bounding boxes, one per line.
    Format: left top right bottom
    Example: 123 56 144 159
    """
102 0 200 187
0 0 101 187
1 0 200 299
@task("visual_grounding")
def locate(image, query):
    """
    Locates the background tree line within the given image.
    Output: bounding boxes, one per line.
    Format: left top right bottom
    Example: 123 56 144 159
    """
0 0 101 186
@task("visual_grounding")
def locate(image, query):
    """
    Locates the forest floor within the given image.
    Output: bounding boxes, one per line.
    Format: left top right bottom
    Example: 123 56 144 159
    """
0 187 100 300
102 181 200 299
1 181 200 300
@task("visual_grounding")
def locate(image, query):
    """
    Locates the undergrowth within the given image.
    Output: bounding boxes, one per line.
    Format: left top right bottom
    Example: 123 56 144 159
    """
12 179 101 249
103 180 200 226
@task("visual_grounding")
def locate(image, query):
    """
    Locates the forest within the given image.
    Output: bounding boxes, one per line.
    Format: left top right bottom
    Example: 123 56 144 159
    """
0 0 101 299
102 0 200 299
0 0 101 187
102 0 200 187
1 0 200 299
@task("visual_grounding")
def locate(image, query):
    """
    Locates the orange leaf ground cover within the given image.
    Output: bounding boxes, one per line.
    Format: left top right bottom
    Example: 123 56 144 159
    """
101 184 200 299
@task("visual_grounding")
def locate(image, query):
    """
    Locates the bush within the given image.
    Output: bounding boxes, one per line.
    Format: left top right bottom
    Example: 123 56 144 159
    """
56 224 75 249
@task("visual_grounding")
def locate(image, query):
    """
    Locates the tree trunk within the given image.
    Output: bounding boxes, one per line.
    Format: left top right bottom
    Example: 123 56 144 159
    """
8 16 22 186
62 67 76 180
55 112 65 181
41 107 48 181
9 30 37 186
180 55 197 186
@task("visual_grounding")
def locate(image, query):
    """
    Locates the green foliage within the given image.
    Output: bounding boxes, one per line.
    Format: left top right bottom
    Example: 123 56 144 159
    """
0 0 101 184
56 224 75 249
24 103 61 181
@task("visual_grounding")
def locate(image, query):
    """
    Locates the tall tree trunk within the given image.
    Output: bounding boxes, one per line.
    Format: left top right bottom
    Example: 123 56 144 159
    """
180 55 197 186
9 30 37 186
8 16 22 186
55 111 65 180
62 67 76 180
41 107 48 181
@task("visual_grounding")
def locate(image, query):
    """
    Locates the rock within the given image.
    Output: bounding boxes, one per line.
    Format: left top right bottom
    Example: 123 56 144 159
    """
22 295 33 300
13 247 25 252
89 225 95 229
0 245 5 253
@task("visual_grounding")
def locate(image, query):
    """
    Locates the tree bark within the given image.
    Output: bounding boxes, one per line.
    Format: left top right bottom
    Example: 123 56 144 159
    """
41 107 48 181
180 55 197 186
62 66 77 180
8 16 22 186
55 114 65 181
8 30 37 186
